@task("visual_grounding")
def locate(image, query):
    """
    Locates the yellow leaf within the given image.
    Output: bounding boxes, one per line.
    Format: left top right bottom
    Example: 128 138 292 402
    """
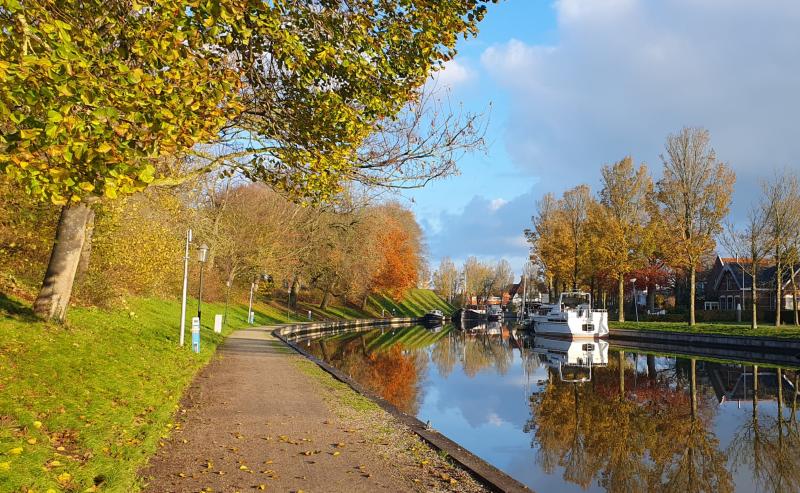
56 472 72 485
8 447 23 455
79 182 95 192
97 143 112 153
27 438 36 445
33 421 42 429
0 462 9 471
239 465 248 470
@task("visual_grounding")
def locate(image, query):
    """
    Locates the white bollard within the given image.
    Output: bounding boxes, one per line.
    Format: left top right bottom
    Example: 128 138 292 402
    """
214 314 223 333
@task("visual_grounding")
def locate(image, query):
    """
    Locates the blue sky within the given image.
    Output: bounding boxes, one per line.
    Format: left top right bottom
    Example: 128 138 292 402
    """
408 0 800 277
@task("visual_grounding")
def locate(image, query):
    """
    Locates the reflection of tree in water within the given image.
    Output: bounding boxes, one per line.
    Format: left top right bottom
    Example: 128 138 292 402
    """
309 332 424 414
728 367 800 493
428 330 516 378
525 352 733 492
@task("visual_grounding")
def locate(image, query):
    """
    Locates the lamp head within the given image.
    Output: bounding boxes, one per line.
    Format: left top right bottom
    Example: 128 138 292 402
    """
198 244 209 263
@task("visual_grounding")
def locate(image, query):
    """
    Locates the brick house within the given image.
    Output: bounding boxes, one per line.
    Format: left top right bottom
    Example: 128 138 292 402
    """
705 256 800 311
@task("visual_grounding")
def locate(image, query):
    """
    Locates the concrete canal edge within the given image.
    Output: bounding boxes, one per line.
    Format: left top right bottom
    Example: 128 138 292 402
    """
609 328 800 366
271 318 532 493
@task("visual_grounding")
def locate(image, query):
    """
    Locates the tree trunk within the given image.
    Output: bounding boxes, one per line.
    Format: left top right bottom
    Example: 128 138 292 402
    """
776 257 782 327
647 284 656 312
33 203 93 321
790 265 798 326
647 354 656 380
360 293 369 311
689 266 696 326
74 208 95 285
290 276 300 308
751 264 758 329
617 274 625 322
320 289 331 310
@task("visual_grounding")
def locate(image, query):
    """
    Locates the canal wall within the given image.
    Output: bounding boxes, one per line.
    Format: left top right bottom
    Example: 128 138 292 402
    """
271 318 531 493
610 328 800 367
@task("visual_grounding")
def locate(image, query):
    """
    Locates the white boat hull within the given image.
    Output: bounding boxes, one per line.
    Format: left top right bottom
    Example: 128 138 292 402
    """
532 310 608 339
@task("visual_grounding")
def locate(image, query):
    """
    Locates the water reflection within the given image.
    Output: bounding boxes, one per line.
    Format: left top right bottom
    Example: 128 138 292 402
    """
298 324 800 492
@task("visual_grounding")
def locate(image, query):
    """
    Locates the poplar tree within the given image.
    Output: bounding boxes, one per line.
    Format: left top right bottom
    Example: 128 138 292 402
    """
594 157 652 322
656 127 735 326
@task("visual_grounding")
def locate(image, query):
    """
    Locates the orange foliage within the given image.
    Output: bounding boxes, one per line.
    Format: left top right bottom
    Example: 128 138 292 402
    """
371 218 419 300
365 346 419 413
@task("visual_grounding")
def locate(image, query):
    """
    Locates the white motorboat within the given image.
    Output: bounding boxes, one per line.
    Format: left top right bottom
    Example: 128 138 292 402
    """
529 291 608 338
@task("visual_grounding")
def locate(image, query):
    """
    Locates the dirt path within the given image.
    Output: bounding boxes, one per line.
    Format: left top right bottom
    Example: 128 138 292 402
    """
140 328 488 493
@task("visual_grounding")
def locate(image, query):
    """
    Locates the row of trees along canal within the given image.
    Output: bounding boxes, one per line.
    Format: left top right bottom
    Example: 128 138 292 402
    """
0 1 496 320
525 126 800 328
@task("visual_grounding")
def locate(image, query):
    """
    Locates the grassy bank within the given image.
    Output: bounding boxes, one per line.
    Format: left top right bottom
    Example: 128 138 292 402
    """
0 288 449 492
610 320 800 339
0 296 294 493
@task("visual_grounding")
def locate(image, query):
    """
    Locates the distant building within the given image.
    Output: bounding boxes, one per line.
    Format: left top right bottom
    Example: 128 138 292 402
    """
705 256 800 310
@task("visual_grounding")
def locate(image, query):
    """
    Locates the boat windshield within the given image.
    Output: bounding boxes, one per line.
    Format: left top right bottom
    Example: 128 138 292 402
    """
560 293 590 308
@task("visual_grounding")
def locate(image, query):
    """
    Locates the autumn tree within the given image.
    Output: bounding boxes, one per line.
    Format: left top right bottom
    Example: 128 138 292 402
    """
433 257 460 303
590 157 653 321
722 204 773 329
3 0 494 321
656 127 735 326
762 172 800 326
561 185 594 290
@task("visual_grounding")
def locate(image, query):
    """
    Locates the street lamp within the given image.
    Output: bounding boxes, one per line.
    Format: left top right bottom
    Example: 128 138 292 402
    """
630 277 639 323
179 229 192 346
197 243 209 325
248 273 270 325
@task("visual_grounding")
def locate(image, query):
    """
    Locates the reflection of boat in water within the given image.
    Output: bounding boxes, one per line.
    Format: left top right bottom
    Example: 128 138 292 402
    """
487 305 503 321
532 336 609 382
528 292 609 339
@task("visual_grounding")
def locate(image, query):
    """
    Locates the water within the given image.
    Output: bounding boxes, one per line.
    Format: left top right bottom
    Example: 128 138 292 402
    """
295 323 800 492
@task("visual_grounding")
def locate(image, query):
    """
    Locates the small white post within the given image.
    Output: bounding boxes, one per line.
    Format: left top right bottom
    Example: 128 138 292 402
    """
214 314 223 333
179 229 192 346
247 281 255 325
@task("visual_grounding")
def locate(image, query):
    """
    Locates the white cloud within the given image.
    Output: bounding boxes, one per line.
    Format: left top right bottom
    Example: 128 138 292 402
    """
480 0 800 213
489 198 508 211
428 59 476 91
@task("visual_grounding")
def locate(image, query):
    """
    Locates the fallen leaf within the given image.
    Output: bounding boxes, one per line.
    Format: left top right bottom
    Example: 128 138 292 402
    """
0 462 9 471
27 438 37 445
56 472 72 485
257 485 266 490
239 465 249 471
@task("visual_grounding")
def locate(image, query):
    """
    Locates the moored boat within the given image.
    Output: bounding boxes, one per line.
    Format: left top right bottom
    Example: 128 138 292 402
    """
528 291 608 338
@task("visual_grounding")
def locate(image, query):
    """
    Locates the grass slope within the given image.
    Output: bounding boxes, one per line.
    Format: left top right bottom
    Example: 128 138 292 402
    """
0 296 289 493
610 320 800 339
0 288 449 492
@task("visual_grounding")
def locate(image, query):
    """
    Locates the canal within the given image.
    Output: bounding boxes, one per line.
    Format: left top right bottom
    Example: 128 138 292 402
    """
294 323 800 492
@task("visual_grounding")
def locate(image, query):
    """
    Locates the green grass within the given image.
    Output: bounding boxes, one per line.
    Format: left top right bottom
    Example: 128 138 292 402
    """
0 288 449 492
0 295 291 493
364 288 454 318
610 320 800 339
293 358 379 413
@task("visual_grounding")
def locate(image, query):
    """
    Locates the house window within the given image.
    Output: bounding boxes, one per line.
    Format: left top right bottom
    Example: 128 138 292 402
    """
727 296 734 310
720 296 726 310
725 277 731 290
734 296 740 310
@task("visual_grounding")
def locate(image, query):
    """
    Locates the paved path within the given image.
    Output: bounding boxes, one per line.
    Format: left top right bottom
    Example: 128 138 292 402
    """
140 328 486 493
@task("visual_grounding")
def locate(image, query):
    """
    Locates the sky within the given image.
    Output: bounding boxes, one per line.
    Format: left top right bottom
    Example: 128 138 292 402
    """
407 0 800 278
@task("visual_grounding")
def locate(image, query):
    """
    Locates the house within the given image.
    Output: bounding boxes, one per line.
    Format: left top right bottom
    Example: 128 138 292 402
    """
705 256 800 310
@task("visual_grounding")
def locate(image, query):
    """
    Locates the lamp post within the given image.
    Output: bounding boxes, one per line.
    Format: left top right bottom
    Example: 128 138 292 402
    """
631 277 639 323
197 243 209 325
179 229 192 346
248 273 270 325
